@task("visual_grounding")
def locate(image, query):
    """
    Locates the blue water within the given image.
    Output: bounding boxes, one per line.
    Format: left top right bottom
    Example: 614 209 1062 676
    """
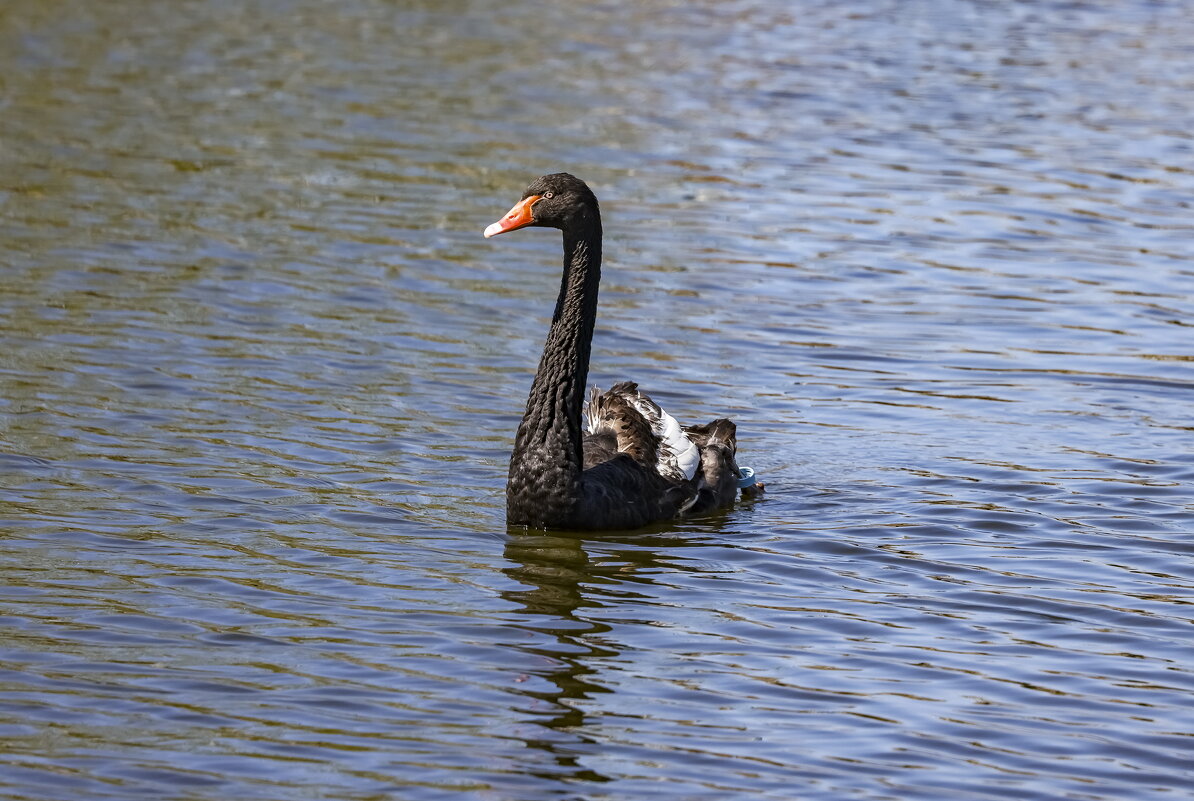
2 1 1192 799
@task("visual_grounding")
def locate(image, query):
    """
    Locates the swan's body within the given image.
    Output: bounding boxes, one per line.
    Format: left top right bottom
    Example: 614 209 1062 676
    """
485 173 760 530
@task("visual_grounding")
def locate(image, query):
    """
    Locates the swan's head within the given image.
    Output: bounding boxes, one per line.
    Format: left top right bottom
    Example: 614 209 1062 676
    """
484 173 599 238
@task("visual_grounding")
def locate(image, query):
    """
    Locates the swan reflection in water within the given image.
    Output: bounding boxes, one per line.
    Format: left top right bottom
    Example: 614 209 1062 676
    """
498 527 720 784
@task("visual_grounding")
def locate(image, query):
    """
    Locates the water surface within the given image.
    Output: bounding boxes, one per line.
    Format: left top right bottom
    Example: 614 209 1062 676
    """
2 1 1193 799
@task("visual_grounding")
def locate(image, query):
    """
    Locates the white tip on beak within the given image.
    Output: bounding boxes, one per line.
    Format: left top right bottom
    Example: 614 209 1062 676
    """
483 221 504 238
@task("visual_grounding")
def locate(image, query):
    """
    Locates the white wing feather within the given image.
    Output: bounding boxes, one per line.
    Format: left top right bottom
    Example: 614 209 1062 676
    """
624 395 699 482
582 386 601 435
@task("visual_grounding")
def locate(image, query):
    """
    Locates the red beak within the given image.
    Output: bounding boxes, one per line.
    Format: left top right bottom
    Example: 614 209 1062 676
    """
484 194 542 238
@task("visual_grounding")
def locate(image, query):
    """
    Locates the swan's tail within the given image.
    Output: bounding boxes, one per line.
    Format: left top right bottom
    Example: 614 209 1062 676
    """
683 418 764 510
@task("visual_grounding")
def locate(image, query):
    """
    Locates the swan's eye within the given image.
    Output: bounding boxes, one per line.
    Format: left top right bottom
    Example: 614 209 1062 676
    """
543 192 554 199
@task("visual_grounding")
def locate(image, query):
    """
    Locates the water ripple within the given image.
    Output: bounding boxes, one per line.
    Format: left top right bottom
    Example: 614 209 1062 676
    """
3 0 1194 799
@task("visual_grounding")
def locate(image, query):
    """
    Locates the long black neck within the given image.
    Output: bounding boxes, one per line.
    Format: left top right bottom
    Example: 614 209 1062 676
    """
508 215 602 521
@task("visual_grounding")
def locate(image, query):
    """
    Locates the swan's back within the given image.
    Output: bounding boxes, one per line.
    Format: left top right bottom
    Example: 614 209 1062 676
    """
583 382 699 481
580 381 754 521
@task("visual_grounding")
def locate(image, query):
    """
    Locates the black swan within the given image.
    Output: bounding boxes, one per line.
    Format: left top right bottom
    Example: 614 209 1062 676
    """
485 173 761 530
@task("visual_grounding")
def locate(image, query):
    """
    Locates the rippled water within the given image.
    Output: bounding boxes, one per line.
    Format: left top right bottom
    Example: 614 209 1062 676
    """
2 1 1193 799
